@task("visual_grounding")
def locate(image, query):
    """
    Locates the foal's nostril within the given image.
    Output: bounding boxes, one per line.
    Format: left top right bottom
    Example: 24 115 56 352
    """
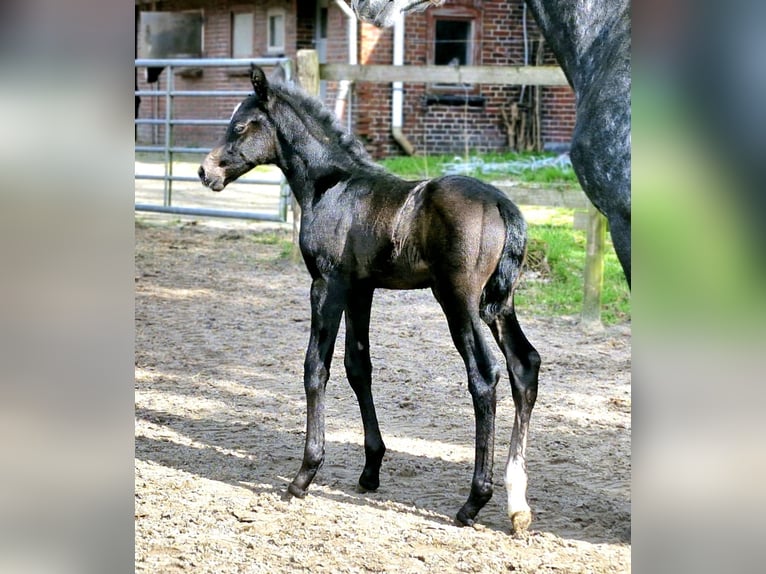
198 165 206 182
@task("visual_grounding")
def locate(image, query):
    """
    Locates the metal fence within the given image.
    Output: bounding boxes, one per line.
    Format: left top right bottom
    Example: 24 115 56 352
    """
134 57 292 222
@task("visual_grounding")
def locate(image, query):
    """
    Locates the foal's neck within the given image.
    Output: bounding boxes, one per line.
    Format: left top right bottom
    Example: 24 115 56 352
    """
524 0 629 91
272 92 380 207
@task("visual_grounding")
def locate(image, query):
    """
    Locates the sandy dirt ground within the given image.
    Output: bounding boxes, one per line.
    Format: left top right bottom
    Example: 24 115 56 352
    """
135 218 631 573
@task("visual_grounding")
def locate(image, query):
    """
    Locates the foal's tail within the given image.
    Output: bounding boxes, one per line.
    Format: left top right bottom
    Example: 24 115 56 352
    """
480 198 528 324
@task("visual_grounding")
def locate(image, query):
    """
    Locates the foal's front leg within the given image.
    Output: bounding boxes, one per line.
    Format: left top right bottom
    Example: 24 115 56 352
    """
288 276 346 498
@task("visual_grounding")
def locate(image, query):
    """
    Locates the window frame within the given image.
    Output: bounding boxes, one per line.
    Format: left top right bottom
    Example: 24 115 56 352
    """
230 10 255 59
427 6 481 92
266 8 287 55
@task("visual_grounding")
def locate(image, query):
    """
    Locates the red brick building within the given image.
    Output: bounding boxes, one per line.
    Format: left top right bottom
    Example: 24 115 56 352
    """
135 0 575 157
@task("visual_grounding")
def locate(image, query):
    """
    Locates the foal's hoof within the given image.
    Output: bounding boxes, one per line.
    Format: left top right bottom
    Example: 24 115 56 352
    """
356 475 380 493
355 482 378 494
455 509 475 527
510 510 532 534
287 483 308 499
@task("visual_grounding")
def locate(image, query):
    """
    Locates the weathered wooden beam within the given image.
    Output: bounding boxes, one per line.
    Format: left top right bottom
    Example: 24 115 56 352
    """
320 64 569 86
296 49 320 96
496 185 589 210
581 204 607 325
291 50 322 257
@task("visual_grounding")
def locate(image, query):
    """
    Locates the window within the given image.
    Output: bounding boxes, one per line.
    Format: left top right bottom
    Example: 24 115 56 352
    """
318 4 328 41
434 19 473 66
267 9 286 54
138 11 204 58
232 12 254 58
428 7 480 91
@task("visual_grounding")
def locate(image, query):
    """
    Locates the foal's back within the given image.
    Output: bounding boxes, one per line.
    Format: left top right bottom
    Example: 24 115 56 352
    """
342 174 520 295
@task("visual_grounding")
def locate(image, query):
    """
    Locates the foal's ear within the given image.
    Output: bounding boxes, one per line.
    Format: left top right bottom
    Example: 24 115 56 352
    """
250 64 269 102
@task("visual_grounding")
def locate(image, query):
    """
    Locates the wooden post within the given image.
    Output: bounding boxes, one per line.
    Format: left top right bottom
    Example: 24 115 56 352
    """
581 204 606 325
290 50 320 259
296 49 320 96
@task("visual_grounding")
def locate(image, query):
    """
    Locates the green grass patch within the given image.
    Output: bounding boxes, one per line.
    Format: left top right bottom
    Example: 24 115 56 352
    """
379 151 578 185
517 222 630 325
377 155 455 180
517 164 578 185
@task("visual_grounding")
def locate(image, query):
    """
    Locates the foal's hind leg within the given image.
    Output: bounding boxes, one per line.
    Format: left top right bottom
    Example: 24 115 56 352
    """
490 308 540 534
344 285 386 492
434 287 501 527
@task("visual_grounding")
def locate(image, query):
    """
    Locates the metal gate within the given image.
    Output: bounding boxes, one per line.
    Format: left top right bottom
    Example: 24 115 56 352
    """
135 57 292 221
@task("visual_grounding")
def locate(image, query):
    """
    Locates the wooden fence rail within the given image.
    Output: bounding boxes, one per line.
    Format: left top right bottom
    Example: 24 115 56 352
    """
320 64 568 86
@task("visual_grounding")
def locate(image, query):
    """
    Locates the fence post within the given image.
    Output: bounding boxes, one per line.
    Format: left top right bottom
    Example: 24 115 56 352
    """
296 49 320 96
581 203 606 325
291 50 320 259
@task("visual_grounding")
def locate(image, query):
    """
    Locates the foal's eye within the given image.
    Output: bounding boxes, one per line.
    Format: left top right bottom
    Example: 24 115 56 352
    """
234 122 248 135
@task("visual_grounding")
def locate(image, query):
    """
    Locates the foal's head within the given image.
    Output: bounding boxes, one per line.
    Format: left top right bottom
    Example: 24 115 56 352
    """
351 0 444 28
198 65 280 192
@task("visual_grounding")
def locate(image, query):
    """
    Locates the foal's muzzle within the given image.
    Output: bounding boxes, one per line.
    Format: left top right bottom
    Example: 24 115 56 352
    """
198 165 225 192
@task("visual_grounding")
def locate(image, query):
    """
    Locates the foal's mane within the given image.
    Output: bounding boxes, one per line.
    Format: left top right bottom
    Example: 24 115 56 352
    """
269 80 383 172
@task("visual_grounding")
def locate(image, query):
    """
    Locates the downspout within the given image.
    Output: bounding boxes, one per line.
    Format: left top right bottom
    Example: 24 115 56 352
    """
520 3 528 103
333 0 357 128
392 13 415 155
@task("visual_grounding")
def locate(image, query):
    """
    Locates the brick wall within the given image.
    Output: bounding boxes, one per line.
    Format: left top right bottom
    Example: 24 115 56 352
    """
353 0 576 157
540 86 576 149
136 1 576 157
